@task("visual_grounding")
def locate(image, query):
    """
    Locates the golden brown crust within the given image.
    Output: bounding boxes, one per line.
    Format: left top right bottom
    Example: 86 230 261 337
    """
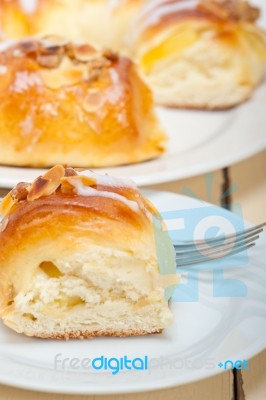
0 165 153 221
145 0 260 27
133 0 261 45
0 166 156 269
31 328 163 339
1 191 150 243
197 0 260 23
0 37 166 167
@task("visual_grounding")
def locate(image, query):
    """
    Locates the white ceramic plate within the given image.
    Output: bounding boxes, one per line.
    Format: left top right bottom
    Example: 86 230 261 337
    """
0 190 265 394
0 0 266 188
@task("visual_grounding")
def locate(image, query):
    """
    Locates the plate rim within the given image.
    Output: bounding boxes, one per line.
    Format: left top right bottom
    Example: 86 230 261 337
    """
0 137 265 189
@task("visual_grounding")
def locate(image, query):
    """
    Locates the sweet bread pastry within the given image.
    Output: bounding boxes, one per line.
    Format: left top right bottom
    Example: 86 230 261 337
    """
0 166 178 339
0 0 147 51
0 0 108 48
128 0 266 109
0 36 166 167
105 0 147 51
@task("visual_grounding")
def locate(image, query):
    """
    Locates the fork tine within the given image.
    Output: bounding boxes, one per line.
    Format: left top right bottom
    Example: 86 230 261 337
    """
176 235 259 259
175 242 256 267
173 222 266 248
175 232 261 256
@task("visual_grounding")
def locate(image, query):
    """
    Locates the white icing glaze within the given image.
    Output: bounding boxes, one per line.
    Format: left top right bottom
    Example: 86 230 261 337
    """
19 0 38 14
78 170 136 188
70 178 140 214
131 0 199 40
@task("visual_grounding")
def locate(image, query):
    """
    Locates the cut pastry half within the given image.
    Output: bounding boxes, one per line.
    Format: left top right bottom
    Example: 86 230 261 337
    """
0 166 178 339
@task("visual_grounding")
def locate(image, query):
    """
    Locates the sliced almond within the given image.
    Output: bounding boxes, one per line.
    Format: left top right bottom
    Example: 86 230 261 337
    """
10 182 30 202
43 164 65 182
39 35 68 52
84 57 111 82
0 193 15 217
83 88 105 113
17 40 39 57
0 218 9 233
198 0 260 22
27 165 65 201
37 53 63 69
64 167 78 177
41 68 84 89
103 50 118 63
27 177 49 202
72 44 99 63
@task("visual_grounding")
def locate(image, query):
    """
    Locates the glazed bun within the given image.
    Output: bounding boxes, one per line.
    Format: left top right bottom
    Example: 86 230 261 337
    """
0 36 166 167
128 0 266 109
0 165 178 339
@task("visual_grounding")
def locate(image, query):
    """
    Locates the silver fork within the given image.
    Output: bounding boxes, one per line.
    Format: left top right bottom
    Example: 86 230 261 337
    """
173 222 266 267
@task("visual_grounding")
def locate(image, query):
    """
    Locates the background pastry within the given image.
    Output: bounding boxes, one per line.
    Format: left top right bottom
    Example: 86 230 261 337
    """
0 165 178 339
0 0 108 49
0 0 146 50
128 0 266 109
0 36 166 167
105 0 147 51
